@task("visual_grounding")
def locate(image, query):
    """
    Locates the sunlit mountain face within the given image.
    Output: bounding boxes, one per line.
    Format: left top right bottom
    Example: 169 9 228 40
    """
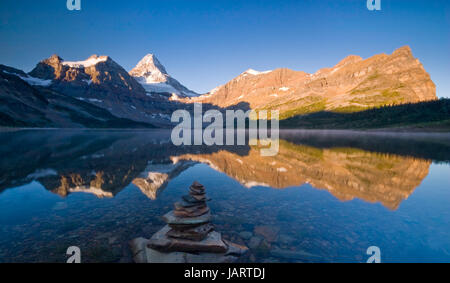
0 129 449 262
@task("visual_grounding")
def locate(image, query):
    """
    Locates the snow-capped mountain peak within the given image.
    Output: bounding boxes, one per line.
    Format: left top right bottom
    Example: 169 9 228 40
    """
130 54 168 82
129 54 198 97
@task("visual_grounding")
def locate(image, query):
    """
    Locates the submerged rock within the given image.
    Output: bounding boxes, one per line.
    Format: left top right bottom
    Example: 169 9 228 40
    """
270 248 321 261
129 237 149 263
248 236 263 249
254 225 280 243
239 231 253 240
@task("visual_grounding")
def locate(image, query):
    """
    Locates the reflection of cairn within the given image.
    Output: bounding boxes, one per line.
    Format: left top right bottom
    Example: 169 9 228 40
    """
130 181 248 263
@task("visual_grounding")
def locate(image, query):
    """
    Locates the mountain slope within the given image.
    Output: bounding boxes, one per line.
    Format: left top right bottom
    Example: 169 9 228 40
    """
130 54 198 97
182 46 436 119
0 65 154 128
28 54 179 125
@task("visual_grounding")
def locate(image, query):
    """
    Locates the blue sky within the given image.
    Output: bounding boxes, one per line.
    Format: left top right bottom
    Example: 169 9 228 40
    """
1 0 449 97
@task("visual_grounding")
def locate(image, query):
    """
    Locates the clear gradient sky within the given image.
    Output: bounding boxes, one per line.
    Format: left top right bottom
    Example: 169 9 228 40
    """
1 0 449 97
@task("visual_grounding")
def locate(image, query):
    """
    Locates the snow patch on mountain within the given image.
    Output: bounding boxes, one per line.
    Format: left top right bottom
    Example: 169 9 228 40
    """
137 79 179 94
243 69 272 76
62 55 108 68
76 97 103 103
2 70 52 86
22 76 52 86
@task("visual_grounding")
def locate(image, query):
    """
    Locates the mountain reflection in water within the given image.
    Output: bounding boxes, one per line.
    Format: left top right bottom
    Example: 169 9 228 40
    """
1 129 448 210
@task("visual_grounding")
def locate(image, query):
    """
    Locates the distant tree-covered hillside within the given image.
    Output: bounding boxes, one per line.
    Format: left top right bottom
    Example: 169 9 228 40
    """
280 99 450 130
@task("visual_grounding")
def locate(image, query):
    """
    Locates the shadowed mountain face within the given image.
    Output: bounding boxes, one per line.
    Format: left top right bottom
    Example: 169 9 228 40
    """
28 55 181 126
1 130 448 210
0 61 248 128
0 65 153 128
182 46 436 119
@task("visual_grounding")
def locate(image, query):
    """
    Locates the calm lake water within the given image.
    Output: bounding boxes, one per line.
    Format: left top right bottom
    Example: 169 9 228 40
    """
0 129 449 263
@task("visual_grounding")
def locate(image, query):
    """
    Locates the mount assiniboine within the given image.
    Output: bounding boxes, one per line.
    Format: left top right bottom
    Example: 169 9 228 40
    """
0 46 438 128
129 54 198 98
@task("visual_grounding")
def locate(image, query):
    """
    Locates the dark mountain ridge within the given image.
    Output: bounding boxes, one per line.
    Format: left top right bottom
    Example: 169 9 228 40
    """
0 64 154 128
27 54 179 126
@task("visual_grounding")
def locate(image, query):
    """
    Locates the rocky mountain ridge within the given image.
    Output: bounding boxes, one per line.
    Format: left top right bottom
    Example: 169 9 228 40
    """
181 46 436 119
0 64 153 128
25 54 187 126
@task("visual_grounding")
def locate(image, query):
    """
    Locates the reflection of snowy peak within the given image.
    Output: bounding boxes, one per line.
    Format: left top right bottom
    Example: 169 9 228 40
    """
130 54 198 97
132 161 196 200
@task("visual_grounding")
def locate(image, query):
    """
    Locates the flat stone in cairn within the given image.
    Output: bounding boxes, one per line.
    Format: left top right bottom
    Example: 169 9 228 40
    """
190 187 205 195
173 205 210 218
162 210 212 226
190 184 205 193
191 193 207 202
174 200 202 209
182 194 205 204
131 238 249 263
166 223 214 241
191 181 204 188
147 225 228 253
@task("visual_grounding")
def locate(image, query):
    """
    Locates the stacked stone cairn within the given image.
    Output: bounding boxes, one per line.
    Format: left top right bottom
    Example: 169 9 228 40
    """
130 181 248 263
